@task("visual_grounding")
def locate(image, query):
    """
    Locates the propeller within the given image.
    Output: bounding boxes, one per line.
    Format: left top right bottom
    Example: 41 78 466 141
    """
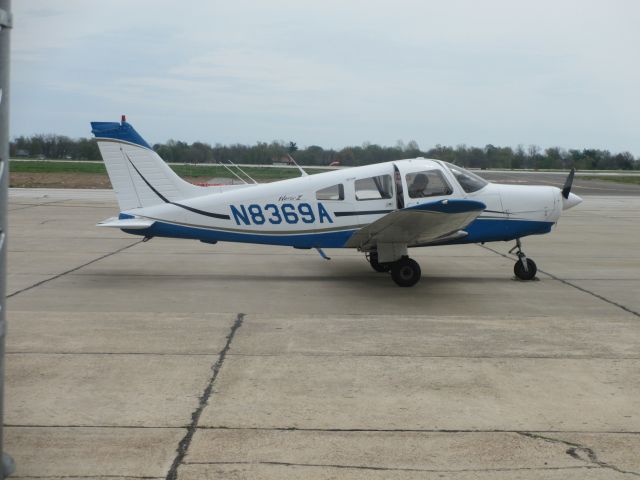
561 168 582 210
561 168 575 199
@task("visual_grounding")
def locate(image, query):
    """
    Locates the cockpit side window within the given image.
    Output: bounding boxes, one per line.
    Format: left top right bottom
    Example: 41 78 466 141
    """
443 162 488 193
316 183 344 201
355 174 393 201
405 170 453 198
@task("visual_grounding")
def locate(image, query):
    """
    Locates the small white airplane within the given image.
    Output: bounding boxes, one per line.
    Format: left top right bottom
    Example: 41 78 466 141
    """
93 118 582 287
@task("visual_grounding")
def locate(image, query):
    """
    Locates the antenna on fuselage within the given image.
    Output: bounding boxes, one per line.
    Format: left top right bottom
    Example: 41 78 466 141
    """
219 161 248 184
287 154 308 177
225 159 258 184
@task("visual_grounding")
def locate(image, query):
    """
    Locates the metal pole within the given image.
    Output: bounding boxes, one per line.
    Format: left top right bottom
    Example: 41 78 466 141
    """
0 0 14 477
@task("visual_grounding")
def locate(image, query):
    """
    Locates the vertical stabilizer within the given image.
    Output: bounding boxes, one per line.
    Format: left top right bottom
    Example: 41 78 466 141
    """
91 120 206 211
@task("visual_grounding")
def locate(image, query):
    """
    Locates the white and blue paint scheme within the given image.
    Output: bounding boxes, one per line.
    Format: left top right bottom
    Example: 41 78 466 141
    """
93 119 582 286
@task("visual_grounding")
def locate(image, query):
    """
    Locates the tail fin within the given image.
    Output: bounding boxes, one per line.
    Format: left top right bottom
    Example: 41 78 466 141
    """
91 119 207 211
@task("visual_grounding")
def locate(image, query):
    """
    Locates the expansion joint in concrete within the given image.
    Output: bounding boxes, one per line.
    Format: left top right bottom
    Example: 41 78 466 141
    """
538 271 640 318
4 424 182 429
183 460 600 473
8 475 163 479
7 239 143 298
479 244 640 318
165 312 245 480
198 426 640 434
225 352 640 360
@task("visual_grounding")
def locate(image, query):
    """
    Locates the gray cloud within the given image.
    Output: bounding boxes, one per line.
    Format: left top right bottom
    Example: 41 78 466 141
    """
10 0 640 153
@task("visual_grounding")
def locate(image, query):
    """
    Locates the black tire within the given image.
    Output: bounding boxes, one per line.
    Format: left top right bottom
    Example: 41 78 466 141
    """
514 258 537 280
390 257 421 287
367 251 391 273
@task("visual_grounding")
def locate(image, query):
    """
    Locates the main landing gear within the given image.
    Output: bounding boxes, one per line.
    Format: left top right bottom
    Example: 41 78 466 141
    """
365 251 391 273
510 238 537 281
366 252 422 287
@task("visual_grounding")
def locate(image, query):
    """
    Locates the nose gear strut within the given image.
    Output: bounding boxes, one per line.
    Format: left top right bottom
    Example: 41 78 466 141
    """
509 238 537 280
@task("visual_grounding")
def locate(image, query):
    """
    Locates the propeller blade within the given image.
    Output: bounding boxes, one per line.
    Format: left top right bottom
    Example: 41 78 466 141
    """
561 168 575 199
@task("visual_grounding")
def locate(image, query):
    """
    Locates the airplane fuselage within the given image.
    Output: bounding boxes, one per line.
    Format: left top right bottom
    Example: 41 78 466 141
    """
119 158 565 249
93 119 582 285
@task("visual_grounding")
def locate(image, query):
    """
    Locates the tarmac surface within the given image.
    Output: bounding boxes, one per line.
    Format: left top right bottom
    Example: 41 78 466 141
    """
4 183 640 479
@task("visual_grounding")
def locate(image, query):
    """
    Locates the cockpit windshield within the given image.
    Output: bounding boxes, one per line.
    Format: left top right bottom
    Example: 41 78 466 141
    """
442 162 488 193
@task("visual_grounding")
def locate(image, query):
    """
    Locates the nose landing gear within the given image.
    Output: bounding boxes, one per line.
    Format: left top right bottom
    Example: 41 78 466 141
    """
510 238 537 280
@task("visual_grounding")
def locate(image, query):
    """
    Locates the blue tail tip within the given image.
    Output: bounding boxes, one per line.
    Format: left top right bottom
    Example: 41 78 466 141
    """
90 118 151 149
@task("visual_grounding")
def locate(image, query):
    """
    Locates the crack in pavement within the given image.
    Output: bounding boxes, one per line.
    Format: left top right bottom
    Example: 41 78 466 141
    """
7 425 640 435
6 240 143 298
518 432 640 477
183 460 599 473
165 313 245 480
7 199 68 211
479 244 640 318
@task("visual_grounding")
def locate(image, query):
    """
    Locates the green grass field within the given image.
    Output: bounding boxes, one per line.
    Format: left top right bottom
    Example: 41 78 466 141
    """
10 160 107 174
9 160 326 181
12 160 640 185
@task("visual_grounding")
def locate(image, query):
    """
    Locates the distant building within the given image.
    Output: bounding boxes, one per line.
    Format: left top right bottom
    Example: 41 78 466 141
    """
273 155 295 166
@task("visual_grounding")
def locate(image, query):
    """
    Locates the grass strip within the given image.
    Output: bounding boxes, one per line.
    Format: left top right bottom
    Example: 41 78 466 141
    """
582 176 640 185
9 160 326 180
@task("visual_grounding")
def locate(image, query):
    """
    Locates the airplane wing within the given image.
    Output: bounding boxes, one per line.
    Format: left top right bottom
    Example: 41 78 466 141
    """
345 199 485 250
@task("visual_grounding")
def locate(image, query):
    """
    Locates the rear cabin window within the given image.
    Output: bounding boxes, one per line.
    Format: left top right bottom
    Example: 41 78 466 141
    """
355 174 393 201
406 170 453 198
316 184 344 201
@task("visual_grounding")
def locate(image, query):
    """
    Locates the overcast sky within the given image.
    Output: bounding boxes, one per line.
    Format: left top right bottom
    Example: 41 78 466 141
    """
10 0 640 154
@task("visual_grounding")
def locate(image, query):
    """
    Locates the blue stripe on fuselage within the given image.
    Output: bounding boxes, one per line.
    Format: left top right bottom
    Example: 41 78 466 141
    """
123 221 358 248
449 218 554 244
120 216 554 248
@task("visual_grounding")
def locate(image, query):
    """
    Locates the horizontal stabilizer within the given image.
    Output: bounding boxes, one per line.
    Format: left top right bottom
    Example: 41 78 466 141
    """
97 217 155 230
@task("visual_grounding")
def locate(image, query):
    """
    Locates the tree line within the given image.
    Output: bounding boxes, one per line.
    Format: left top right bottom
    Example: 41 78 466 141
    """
10 134 639 170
